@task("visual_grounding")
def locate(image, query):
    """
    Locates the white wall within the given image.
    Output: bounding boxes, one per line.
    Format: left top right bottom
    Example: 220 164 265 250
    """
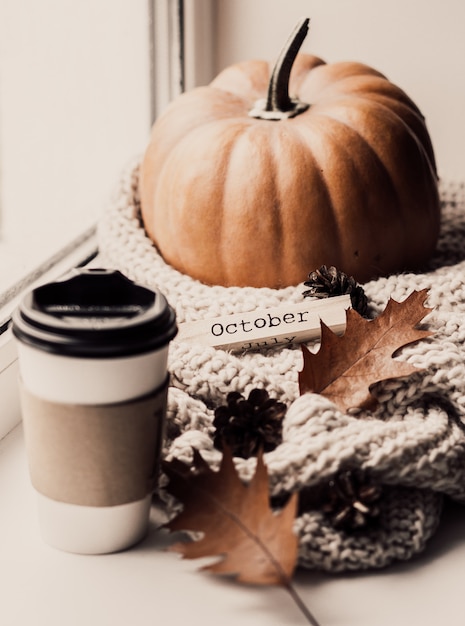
214 0 465 180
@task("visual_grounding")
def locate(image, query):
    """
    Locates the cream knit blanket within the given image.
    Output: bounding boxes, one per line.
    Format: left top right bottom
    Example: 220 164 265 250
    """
98 160 465 572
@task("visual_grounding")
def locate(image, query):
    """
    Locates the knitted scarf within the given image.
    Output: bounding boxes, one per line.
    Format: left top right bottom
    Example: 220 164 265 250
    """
98 160 465 572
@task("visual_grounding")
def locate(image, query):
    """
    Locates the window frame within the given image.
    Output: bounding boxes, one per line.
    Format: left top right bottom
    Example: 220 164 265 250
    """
0 0 215 442
0 228 98 441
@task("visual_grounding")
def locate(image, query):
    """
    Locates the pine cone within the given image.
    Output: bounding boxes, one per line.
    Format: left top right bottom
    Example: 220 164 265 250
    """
319 469 382 531
213 389 286 459
303 265 368 316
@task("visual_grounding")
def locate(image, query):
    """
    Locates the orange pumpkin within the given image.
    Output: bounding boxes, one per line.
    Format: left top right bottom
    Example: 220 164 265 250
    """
140 18 440 288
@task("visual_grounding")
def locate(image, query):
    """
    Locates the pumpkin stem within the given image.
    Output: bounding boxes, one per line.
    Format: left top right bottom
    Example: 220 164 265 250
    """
249 17 310 121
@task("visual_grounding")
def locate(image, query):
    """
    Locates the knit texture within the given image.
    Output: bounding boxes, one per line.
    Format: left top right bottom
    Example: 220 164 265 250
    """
98 160 465 572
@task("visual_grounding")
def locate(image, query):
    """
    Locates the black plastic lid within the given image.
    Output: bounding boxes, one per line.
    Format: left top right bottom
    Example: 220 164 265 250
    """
12 269 178 358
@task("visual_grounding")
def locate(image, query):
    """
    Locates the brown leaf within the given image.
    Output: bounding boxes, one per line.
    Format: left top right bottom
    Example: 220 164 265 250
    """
162 447 299 586
298 289 433 412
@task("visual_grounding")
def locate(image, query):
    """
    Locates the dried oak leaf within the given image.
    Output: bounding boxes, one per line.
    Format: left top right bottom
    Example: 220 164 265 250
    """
162 447 298 586
298 289 433 412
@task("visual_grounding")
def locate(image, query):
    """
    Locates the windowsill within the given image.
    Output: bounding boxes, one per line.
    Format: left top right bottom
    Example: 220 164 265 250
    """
0 219 93 296
2 422 465 626
0 227 98 442
0 226 97 320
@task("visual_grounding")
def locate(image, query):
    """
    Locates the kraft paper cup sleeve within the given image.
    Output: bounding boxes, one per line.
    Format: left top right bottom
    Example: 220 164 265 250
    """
20 377 169 507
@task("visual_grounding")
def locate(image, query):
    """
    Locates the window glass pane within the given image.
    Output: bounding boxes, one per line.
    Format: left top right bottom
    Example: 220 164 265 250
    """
0 0 152 292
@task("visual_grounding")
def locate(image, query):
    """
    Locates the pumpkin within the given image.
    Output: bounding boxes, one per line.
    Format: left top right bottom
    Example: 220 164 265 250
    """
140 18 440 288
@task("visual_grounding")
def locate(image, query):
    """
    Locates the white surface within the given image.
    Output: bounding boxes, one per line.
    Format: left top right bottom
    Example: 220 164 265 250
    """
2 424 465 626
214 0 465 181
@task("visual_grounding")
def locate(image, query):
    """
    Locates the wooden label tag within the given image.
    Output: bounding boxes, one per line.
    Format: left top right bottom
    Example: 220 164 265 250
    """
176 295 351 351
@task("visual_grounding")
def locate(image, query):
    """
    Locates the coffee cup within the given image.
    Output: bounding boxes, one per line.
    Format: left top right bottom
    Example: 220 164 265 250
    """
12 268 177 554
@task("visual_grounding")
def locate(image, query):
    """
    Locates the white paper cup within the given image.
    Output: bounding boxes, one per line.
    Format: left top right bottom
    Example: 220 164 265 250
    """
12 269 177 554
